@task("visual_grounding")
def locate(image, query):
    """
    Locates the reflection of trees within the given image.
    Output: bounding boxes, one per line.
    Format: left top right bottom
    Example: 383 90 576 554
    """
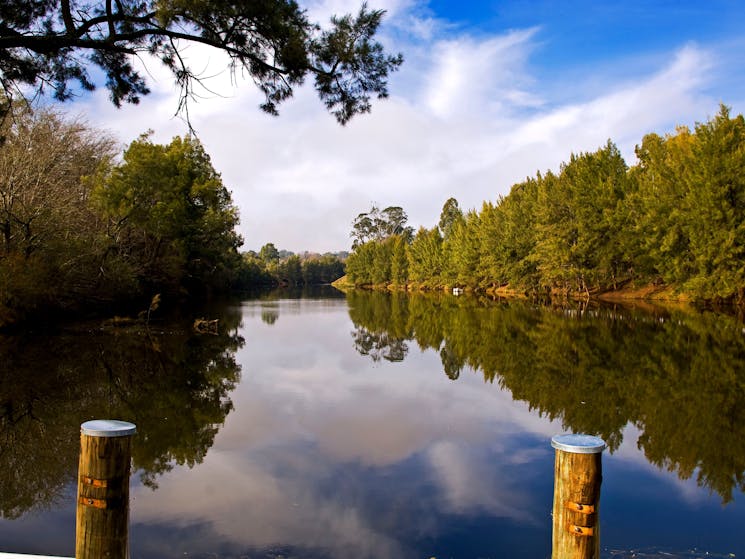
261 309 279 325
352 327 408 362
346 290 745 502
0 305 243 518
439 344 462 380
348 290 412 362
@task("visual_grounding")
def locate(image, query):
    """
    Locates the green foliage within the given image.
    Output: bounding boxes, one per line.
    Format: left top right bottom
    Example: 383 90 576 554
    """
235 250 345 288
92 133 243 295
277 254 303 285
345 289 745 502
311 4 405 124
0 108 254 326
347 203 415 287
390 234 409 285
630 129 696 282
371 236 395 284
532 141 629 292
350 204 413 249
237 253 275 286
629 105 745 299
0 0 402 124
438 197 464 239
443 209 481 287
683 107 745 297
346 240 378 285
491 180 540 289
302 254 345 284
407 227 443 283
344 107 745 301
259 243 280 266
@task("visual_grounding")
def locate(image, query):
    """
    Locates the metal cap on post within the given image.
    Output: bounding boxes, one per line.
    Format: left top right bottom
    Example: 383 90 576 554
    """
81 420 137 438
76 420 136 559
551 434 606 559
551 434 606 454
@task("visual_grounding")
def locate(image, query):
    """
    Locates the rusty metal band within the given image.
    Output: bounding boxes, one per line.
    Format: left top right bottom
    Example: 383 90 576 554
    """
568 524 595 537
79 496 108 509
565 500 596 514
78 496 123 510
80 475 109 488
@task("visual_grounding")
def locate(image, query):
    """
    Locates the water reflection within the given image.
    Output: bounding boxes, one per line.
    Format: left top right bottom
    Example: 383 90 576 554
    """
0 304 243 519
346 290 745 502
1 292 744 558
126 296 557 559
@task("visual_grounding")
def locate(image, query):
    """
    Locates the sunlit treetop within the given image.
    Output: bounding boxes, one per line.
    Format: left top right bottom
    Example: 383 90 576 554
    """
0 0 403 124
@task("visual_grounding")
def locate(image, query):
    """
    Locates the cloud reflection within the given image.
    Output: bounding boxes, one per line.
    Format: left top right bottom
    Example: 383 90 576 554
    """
129 299 561 557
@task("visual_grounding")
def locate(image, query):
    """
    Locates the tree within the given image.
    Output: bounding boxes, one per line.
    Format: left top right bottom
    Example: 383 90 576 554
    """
445 209 481 287
259 243 280 266
380 206 413 238
407 226 443 283
389 234 409 285
0 105 118 321
371 235 394 284
278 254 302 285
345 240 377 285
0 106 115 259
682 105 745 298
350 204 412 249
350 207 378 249
92 133 243 293
301 254 344 285
0 1 403 124
532 142 629 293
438 197 463 239
237 252 274 286
627 128 696 286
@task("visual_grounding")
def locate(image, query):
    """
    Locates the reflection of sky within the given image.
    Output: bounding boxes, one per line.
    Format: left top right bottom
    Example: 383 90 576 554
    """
130 298 562 558
127 298 745 558
1 296 744 558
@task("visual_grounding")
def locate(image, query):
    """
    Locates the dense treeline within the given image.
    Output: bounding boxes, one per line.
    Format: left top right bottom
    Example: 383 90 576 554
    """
0 105 247 325
346 290 745 502
237 242 346 287
0 105 346 326
346 106 745 302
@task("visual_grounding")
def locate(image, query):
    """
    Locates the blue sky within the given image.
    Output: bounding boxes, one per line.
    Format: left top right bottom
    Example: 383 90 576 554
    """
72 0 745 252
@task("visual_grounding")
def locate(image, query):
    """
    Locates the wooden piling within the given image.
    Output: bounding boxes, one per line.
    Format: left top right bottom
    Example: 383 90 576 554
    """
551 434 606 559
76 420 136 559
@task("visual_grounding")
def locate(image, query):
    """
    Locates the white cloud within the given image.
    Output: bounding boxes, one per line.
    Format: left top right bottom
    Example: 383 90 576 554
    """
71 3 730 253
510 44 713 164
423 28 542 119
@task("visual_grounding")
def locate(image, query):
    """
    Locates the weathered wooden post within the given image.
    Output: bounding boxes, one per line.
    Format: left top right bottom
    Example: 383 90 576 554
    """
76 420 136 559
551 434 606 559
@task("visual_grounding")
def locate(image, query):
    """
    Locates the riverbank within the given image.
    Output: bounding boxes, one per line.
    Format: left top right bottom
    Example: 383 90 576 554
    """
332 275 739 311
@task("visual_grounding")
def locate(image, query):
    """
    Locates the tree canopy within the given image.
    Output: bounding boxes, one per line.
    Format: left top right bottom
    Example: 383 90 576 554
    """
350 204 412 249
344 105 745 303
0 104 255 325
92 132 244 293
0 0 403 123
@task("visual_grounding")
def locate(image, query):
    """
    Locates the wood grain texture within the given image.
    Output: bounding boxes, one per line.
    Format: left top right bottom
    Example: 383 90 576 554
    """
75 433 132 559
552 449 602 559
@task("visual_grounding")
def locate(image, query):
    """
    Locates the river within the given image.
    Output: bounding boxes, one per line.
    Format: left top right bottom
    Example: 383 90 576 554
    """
1 288 743 558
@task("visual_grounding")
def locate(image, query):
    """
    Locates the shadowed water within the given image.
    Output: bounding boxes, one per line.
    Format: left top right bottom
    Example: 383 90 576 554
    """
0 288 743 558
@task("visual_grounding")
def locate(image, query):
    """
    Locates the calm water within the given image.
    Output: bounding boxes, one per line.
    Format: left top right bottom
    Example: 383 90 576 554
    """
1 288 744 558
